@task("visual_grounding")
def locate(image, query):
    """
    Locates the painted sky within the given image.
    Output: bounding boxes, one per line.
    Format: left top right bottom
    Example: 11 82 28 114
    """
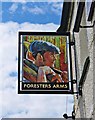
0 0 74 119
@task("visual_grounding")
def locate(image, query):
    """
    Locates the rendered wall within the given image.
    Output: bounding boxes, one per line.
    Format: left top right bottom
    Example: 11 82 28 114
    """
73 2 95 119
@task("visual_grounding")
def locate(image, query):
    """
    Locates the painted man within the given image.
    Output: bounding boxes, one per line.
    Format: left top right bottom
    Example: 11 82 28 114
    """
24 40 68 82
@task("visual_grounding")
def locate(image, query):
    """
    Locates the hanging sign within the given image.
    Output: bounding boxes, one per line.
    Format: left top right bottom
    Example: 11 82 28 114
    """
18 32 73 94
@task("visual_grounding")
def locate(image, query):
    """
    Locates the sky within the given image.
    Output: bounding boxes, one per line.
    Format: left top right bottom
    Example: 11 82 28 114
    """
1 2 63 24
0 0 74 119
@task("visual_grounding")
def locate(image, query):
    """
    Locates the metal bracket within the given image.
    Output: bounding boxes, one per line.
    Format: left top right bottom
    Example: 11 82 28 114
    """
63 110 75 119
70 42 75 46
78 85 82 96
72 79 77 84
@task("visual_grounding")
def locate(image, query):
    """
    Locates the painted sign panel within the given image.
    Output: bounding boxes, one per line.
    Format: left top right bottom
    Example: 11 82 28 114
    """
18 32 73 94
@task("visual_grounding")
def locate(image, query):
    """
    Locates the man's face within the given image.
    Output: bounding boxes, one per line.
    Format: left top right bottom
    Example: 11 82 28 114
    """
43 51 57 67
35 53 44 66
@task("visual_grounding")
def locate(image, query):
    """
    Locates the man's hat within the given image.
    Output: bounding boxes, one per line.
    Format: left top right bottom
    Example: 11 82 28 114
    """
29 40 60 58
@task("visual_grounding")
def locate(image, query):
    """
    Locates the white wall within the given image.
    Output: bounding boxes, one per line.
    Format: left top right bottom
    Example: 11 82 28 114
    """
71 1 95 119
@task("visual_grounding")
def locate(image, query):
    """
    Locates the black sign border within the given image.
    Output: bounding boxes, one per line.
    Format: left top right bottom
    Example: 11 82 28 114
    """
18 31 73 94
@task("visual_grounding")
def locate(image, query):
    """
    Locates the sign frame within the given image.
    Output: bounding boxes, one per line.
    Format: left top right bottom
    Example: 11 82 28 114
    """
18 31 73 94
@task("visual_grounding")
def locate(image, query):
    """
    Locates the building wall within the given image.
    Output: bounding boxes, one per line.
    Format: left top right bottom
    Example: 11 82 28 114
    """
75 24 94 119
91 21 95 120
71 2 95 119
